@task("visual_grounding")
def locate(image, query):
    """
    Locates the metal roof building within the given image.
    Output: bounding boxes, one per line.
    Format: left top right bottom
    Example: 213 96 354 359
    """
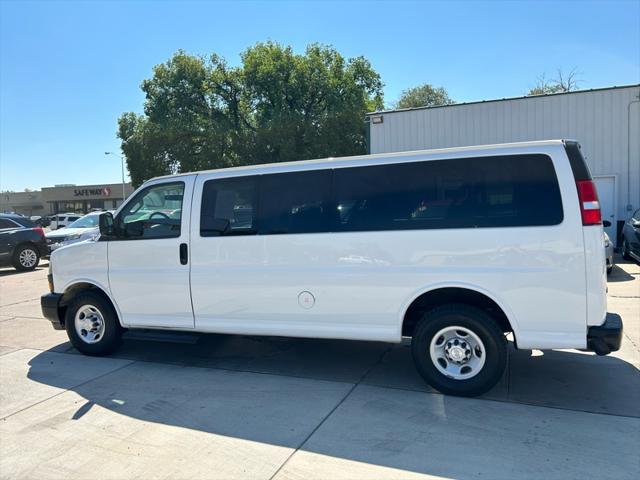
367 84 640 245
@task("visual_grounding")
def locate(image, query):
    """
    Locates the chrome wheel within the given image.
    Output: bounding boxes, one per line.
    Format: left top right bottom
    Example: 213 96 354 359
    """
74 305 105 344
429 326 486 380
19 248 37 268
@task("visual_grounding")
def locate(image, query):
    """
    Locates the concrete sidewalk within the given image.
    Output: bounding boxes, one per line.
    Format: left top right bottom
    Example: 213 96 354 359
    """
1 259 638 479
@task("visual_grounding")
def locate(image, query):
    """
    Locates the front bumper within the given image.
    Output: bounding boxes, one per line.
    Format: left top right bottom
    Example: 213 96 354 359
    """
38 241 51 258
587 312 623 355
41 293 65 330
47 242 62 252
46 240 68 254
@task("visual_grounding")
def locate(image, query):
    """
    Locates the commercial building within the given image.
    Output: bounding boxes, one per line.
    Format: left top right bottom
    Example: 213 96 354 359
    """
0 190 44 216
1 182 134 216
41 183 134 214
367 84 640 245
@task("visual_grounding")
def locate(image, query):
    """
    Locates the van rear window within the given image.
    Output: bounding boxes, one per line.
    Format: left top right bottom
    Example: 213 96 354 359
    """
332 154 563 231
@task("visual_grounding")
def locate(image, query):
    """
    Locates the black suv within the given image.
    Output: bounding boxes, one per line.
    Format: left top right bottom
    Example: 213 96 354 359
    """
0 214 48 271
622 208 640 263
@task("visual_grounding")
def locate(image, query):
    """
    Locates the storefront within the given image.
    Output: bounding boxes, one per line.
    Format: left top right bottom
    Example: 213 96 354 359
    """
41 183 134 214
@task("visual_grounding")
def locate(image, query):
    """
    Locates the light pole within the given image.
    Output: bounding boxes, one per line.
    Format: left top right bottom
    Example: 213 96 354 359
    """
104 152 127 203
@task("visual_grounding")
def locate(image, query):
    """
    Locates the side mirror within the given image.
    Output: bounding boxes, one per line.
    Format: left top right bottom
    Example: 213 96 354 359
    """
99 212 115 238
603 220 611 227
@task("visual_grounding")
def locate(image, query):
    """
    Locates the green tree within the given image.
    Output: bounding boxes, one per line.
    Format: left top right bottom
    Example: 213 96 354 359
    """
394 83 453 109
118 43 384 186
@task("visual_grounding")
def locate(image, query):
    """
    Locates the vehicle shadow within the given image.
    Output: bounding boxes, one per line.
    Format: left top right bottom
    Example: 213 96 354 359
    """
21 333 640 479
0 263 48 277
607 263 636 282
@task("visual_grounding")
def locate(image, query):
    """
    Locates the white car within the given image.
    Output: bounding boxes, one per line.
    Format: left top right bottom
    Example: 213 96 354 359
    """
45 212 108 253
48 213 82 230
41 140 622 397
603 230 614 275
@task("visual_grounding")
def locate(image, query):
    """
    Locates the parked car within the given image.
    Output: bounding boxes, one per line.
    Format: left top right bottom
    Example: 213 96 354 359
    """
45 211 107 254
621 208 640 263
30 215 51 228
41 140 622 397
0 214 48 271
604 231 614 274
49 213 82 230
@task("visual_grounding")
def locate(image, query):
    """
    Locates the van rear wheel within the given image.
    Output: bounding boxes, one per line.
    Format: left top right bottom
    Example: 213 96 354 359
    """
65 291 123 356
411 304 507 397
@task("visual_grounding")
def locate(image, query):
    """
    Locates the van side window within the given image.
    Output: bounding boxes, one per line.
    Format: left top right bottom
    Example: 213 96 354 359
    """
259 170 332 235
201 177 257 236
117 182 184 239
333 154 563 231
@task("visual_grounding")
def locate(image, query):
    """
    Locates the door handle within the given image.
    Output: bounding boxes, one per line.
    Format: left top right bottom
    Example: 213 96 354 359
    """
179 243 188 265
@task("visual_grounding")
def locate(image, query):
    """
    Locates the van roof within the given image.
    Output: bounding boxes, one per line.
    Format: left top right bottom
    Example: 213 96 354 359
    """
148 139 569 183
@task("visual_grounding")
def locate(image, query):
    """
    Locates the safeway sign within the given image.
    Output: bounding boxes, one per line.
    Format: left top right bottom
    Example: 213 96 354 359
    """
74 187 112 197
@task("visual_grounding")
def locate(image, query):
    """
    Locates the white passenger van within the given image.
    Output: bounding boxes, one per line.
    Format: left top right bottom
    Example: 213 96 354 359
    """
41 140 622 397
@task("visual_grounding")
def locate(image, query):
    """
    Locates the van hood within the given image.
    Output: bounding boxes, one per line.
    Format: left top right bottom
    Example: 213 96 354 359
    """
46 227 96 239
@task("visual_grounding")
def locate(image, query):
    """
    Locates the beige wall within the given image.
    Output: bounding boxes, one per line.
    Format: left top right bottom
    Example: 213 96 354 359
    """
1 182 135 216
0 191 44 216
41 183 134 203
41 182 134 214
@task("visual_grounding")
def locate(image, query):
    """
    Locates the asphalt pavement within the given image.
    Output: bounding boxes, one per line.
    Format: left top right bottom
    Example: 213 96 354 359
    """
0 258 638 479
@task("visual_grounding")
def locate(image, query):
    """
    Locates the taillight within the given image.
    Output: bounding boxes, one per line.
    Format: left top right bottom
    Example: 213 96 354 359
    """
576 180 602 225
32 227 45 239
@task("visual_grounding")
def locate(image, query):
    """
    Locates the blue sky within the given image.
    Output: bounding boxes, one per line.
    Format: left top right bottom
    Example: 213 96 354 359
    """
1 0 638 191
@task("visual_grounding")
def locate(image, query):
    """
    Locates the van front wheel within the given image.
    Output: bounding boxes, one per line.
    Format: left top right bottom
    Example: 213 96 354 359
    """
65 291 123 356
411 304 507 397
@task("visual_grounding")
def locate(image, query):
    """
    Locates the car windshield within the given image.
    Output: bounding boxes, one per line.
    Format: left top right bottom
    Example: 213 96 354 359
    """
67 214 100 229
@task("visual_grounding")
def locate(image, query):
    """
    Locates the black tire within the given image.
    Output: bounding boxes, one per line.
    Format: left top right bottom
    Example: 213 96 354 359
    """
622 240 632 261
65 290 123 356
607 265 613 275
12 244 40 271
411 304 507 397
